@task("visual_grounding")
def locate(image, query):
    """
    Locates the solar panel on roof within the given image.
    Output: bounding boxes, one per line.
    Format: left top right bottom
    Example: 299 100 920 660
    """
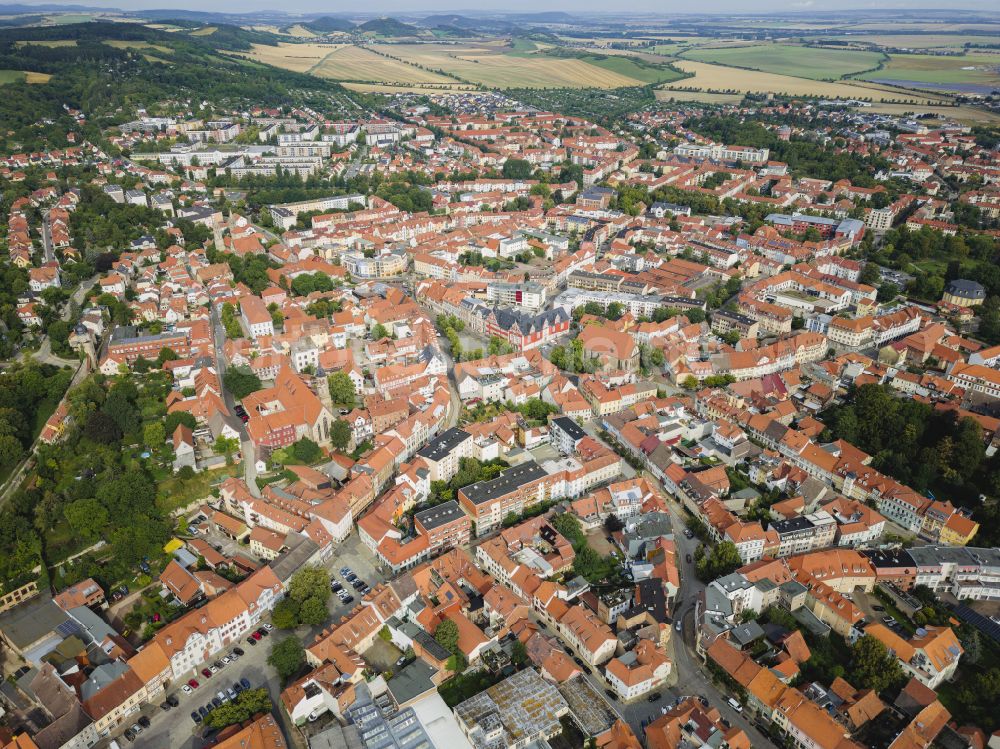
55 619 81 639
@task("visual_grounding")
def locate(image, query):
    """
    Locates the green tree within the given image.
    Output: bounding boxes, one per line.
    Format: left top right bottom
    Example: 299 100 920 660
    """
849 635 905 693
143 421 165 449
271 598 301 629
288 566 331 604
291 437 322 463
434 618 460 656
370 323 389 340
695 541 742 582
268 636 305 682
327 372 356 406
63 498 108 539
502 158 532 179
298 597 328 627
330 419 351 451
877 282 900 303
224 367 262 400
205 688 272 729
214 436 238 461
156 347 179 366
165 411 197 435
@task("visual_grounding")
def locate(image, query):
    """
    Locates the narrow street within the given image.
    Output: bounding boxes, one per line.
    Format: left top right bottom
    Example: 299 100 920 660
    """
209 303 260 498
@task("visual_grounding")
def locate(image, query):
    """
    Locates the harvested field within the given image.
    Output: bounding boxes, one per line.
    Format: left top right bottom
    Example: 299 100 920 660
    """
286 24 317 37
0 70 51 84
656 90 745 104
377 43 647 88
14 39 76 48
342 82 474 94
189 26 217 36
311 46 458 83
104 40 173 54
242 42 344 73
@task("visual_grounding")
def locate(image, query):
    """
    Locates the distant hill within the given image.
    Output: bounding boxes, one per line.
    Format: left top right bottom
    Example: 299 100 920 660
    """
418 14 519 34
356 17 419 36
303 16 355 33
506 12 576 24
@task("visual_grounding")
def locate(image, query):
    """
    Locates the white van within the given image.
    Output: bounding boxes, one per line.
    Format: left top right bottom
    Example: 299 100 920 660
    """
727 697 743 713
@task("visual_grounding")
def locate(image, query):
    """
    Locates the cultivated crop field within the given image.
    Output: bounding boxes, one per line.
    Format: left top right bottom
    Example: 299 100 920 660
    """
680 43 885 80
311 46 459 84
0 70 51 84
858 52 1000 92
661 59 946 102
829 34 1000 50
377 43 654 88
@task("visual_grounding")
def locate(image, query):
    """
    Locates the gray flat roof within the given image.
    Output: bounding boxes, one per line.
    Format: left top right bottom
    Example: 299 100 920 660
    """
416 427 470 463
459 461 549 507
414 500 465 531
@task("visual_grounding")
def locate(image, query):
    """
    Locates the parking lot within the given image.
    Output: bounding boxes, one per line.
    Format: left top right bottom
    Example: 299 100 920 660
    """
320 533 388 621
112 532 388 748
122 626 281 749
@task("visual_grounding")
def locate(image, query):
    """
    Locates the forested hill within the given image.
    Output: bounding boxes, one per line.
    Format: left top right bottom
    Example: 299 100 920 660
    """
0 21 351 152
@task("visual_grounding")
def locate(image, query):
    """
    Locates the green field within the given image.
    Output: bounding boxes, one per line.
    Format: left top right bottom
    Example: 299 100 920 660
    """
858 52 1000 89
510 37 537 52
681 43 885 80
0 70 25 84
567 53 687 84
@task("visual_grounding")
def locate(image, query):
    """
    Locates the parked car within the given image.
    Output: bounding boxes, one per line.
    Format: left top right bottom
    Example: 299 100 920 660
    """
247 636 257 646
882 616 896 625
341 595 354 604
872 605 885 612
201 668 212 679
182 684 194 694
198 706 209 718
191 711 202 724
159 702 171 711
214 660 225 670
604 689 618 701
167 694 179 707
240 677 251 690
251 631 263 641
217 691 227 704
138 717 150 729
727 697 743 713
256 628 269 638
227 687 237 701
233 681 244 694
211 697 222 709
675 619 683 632
233 647 245 656
188 678 200 689
686 554 692 563
263 623 273 631
123 729 135 742
339 567 350 576
209 664 219 673
647 692 662 703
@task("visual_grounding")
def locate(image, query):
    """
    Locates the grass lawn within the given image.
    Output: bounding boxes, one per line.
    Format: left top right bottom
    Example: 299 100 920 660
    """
681 43 884 81
0 70 26 85
156 462 242 513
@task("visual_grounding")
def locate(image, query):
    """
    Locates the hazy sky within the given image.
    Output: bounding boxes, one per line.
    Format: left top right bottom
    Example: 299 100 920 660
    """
11 0 1000 13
